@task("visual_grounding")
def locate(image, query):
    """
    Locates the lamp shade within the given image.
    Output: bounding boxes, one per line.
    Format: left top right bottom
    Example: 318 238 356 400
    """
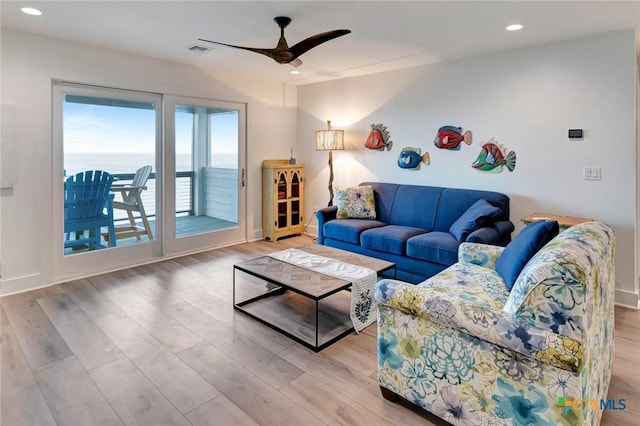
316 129 345 151
316 121 343 207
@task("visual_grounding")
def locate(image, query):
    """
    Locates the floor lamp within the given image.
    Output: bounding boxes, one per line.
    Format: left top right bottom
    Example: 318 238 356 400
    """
316 121 345 207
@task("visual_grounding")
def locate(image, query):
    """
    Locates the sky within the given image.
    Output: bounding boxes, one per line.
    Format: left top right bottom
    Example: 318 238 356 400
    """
63 101 238 156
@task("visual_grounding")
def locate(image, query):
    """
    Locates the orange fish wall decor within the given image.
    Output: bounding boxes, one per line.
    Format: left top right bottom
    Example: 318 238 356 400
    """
364 123 393 151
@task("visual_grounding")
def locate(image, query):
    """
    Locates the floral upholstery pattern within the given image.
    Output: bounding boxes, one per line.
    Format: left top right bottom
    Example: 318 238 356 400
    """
458 242 505 269
335 185 377 219
376 221 615 426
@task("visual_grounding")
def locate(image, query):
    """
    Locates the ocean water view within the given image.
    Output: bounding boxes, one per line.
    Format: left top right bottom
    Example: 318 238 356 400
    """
64 152 238 220
64 152 237 176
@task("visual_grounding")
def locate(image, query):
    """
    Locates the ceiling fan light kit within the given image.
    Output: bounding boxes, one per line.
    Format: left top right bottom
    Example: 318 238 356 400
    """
199 16 351 67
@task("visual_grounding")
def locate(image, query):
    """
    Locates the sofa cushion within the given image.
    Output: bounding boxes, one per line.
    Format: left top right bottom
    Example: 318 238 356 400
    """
467 221 515 244
449 199 501 242
434 188 510 232
323 219 387 244
406 231 459 266
361 225 428 255
336 185 377 219
387 185 443 230
359 182 400 224
496 220 560 290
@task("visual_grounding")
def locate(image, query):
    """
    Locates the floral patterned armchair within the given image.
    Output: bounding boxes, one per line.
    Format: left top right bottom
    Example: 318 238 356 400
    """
375 221 615 425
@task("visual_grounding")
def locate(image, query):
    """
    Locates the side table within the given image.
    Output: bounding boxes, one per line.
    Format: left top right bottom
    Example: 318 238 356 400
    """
520 211 592 230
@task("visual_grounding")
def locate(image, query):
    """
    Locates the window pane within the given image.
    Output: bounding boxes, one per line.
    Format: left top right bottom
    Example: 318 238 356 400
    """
174 105 238 238
176 110 193 217
209 110 239 169
63 94 156 254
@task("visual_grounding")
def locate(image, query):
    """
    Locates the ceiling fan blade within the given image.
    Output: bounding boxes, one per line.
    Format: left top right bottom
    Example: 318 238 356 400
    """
289 29 351 58
199 19 351 67
198 38 277 59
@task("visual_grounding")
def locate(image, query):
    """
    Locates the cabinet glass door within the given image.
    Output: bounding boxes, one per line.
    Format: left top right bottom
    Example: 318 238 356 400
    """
277 172 287 200
277 202 288 229
291 200 300 227
290 171 302 227
291 172 300 198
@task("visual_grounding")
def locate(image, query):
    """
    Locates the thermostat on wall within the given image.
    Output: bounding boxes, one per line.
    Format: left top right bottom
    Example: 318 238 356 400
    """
568 129 583 139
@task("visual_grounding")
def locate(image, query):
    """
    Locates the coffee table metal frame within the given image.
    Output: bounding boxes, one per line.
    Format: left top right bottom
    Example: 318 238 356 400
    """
233 251 395 352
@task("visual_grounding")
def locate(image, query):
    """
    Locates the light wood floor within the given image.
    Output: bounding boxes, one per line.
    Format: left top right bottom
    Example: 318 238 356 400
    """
1 235 638 426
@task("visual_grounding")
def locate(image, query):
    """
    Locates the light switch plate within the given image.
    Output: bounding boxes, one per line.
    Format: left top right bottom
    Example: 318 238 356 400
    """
583 166 601 181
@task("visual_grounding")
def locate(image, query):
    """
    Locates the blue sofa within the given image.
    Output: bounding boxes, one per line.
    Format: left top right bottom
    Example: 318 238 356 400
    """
316 182 514 283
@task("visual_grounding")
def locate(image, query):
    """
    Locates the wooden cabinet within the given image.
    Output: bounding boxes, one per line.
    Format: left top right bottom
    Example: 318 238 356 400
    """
262 160 304 241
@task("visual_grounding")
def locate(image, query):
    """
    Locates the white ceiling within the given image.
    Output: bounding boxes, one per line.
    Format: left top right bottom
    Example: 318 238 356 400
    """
2 1 639 85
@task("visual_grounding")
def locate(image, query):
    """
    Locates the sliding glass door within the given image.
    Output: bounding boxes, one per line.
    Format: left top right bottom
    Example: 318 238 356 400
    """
52 84 246 281
52 82 162 279
164 96 246 255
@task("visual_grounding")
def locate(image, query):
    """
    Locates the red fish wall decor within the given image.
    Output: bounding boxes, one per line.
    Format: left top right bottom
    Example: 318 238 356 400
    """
434 125 472 150
364 123 393 151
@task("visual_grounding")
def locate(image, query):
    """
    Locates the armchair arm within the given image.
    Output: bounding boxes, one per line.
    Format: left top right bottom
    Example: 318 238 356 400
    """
316 206 338 244
110 184 146 192
375 279 583 372
458 242 504 269
466 220 515 245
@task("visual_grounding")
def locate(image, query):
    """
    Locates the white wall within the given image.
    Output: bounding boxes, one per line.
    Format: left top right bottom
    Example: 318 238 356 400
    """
0 29 297 294
297 31 639 308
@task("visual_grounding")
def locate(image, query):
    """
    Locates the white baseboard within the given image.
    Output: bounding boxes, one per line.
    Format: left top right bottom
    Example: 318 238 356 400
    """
1 273 44 296
306 224 318 237
615 288 639 309
1 238 250 297
250 228 263 242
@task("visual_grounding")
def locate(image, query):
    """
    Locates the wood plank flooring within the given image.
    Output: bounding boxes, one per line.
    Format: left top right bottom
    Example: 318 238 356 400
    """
2 235 639 425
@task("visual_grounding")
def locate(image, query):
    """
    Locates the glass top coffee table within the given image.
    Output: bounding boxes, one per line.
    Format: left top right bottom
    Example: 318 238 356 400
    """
233 245 395 352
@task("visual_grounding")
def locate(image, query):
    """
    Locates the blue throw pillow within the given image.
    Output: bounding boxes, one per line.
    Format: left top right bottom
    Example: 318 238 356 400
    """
449 199 501 242
496 220 560 290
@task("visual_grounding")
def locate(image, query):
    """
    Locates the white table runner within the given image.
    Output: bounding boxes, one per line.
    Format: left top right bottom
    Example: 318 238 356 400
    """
268 248 377 332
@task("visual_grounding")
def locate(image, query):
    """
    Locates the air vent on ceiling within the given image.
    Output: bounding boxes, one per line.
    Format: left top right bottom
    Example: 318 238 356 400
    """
187 45 212 53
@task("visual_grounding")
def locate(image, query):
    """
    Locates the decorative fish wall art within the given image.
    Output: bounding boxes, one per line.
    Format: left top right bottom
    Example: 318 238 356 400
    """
364 123 393 151
398 147 430 170
434 125 472 150
471 138 516 173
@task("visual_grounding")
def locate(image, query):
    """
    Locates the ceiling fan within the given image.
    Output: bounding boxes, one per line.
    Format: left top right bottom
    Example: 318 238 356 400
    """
199 16 351 68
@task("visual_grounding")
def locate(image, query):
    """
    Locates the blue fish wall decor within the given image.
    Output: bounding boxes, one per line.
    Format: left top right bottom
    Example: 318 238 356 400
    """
398 147 430 170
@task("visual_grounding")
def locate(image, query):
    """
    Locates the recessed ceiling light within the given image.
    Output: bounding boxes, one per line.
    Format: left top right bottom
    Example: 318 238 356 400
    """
290 70 300 75
506 24 524 31
21 7 42 16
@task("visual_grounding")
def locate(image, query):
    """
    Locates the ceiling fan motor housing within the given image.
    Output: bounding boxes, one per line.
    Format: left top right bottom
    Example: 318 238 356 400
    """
274 16 292 28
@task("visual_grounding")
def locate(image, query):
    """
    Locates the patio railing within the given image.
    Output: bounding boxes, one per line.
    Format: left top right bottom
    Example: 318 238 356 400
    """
110 168 238 225
111 171 194 222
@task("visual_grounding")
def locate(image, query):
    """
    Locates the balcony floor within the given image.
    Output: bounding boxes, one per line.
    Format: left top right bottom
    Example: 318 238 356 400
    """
173 215 238 238
64 215 238 255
